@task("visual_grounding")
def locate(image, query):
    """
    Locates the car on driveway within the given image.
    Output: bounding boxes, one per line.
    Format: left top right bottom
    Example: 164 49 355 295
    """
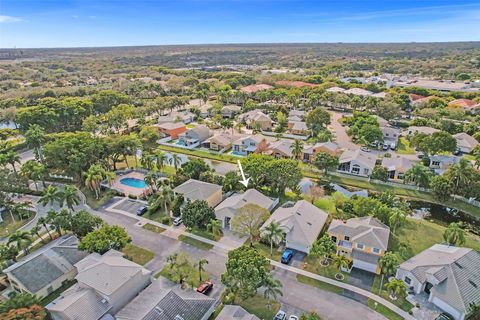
273 310 286 320
281 249 294 264
196 281 213 294
361 147 371 152
173 217 183 226
136 206 147 216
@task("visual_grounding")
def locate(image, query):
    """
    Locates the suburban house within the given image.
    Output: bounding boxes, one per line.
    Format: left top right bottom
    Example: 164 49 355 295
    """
116 276 216 320
261 200 328 254
302 142 341 163
264 139 294 159
337 149 378 177
396 244 480 320
232 135 267 156
288 109 306 120
448 98 479 113
154 122 187 139
288 120 309 136
429 155 461 175
240 109 273 130
188 99 214 118
215 189 277 229
381 156 415 180
406 126 440 136
343 88 373 96
173 179 223 208
202 133 240 151
178 125 211 148
158 111 196 124
4 235 88 299
453 132 479 154
327 216 390 274
380 126 400 145
240 84 274 94
216 305 260 320
47 249 152 319
326 86 346 93
221 105 242 118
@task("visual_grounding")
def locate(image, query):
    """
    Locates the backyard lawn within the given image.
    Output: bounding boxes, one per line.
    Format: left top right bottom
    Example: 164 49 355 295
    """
390 218 480 262
142 208 171 225
178 234 214 250
122 243 155 265
254 242 283 261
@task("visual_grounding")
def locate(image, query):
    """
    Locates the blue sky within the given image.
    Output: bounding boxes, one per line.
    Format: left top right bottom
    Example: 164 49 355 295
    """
1 0 480 48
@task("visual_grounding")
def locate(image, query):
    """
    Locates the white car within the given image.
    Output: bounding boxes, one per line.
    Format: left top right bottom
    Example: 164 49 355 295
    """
173 217 183 226
289 316 299 320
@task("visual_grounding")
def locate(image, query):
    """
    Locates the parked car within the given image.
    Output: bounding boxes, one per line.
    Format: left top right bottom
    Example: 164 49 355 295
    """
173 217 183 226
361 147 371 152
289 316 299 320
389 143 397 150
382 143 389 150
273 310 286 320
196 281 213 294
281 249 294 264
136 206 147 216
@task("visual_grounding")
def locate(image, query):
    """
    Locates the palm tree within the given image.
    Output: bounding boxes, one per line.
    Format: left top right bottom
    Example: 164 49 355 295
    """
60 185 80 211
140 152 155 170
404 164 432 188
197 258 208 282
39 185 63 207
3 150 21 174
8 231 32 255
30 225 45 243
292 139 304 160
144 172 158 192
37 216 53 240
331 254 352 276
447 159 472 194
25 124 46 162
385 279 407 300
207 219 222 237
388 208 406 234
263 275 283 308
155 151 168 172
262 222 284 257
443 222 466 246
46 209 70 236
161 185 174 215
20 160 46 190
378 252 399 294
84 164 105 199
169 153 182 171
12 202 32 221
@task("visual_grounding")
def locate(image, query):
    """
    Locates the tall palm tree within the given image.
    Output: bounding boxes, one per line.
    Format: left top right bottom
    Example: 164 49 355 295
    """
292 139 304 160
39 185 63 207
263 275 283 308
262 222 284 257
155 151 168 172
404 164 432 188
46 209 70 236
37 216 53 240
12 202 32 221
161 185 174 216
3 150 21 174
60 185 80 211
169 153 182 171
378 252 399 294
447 159 472 194
140 152 155 170
207 219 222 238
30 225 45 244
144 172 158 192
20 160 46 191
443 222 466 246
25 124 46 162
332 254 352 274
385 279 407 300
197 258 208 282
388 208 406 234
84 164 105 199
8 231 32 255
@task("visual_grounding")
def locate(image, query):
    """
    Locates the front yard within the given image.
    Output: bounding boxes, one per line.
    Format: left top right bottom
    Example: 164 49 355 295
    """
302 255 350 283
155 260 209 288
371 275 414 313
122 243 155 265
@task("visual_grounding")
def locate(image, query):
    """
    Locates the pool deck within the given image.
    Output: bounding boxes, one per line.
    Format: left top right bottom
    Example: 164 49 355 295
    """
111 171 150 197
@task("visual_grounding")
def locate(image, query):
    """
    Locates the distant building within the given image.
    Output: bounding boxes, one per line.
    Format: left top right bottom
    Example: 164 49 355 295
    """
343 88 373 97
202 133 240 151
453 132 479 154
240 84 273 94
275 80 318 88
381 156 415 180
406 126 440 136
4 235 88 299
302 142 341 163
429 155 461 175
239 109 273 130
221 105 242 118
153 122 187 139
396 244 480 320
287 120 309 136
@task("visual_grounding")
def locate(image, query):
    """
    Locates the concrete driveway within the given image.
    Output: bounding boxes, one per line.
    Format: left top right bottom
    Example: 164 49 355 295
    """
111 199 147 215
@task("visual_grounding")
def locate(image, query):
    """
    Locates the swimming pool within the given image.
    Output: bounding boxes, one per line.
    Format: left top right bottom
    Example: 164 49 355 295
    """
120 177 147 189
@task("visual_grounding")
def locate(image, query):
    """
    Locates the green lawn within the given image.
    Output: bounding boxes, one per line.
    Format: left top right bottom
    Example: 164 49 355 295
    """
155 262 209 288
254 242 283 261
178 234 214 250
371 275 414 313
235 295 280 320
81 187 117 209
190 227 222 241
296 274 344 294
0 210 36 238
396 137 415 155
122 243 155 265
390 218 480 262
157 144 238 163
142 208 171 225
142 223 166 233
302 255 350 283
367 299 404 320
41 280 76 306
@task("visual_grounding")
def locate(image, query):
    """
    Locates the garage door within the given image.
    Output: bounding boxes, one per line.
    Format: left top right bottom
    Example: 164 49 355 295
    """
431 297 462 320
353 259 377 273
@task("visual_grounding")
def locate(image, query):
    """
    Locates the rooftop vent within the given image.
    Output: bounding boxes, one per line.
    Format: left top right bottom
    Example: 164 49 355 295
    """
469 280 478 289
101 299 108 304
155 307 164 314
454 262 463 269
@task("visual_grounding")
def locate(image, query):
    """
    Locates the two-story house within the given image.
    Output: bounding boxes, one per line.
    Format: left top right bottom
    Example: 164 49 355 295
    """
327 216 390 274
302 142 340 163
177 125 210 148
232 135 267 156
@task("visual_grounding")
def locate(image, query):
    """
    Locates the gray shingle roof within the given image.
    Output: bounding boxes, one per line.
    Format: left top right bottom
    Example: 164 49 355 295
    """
328 216 390 250
216 305 260 320
116 278 215 320
215 189 275 215
173 179 222 203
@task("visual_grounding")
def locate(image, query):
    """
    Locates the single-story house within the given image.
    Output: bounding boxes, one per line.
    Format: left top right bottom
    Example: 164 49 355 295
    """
327 216 390 274
261 200 328 254
116 276 216 320
302 142 341 163
288 121 309 136
288 110 306 120
188 99 214 118
337 149 378 177
215 189 277 230
153 122 187 139
178 125 211 148
264 139 294 159
173 179 223 208
240 110 273 131
429 155 461 175
47 249 152 319
216 305 260 320
406 126 440 136
343 88 373 96
381 156 415 180
396 244 480 320
221 105 242 118
202 133 240 151
447 98 478 113
380 126 400 144
453 132 478 154
4 235 88 299
158 111 196 124
232 135 267 156
240 84 274 94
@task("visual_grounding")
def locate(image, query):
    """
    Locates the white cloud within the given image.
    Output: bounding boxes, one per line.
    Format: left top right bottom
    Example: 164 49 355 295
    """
0 15 23 23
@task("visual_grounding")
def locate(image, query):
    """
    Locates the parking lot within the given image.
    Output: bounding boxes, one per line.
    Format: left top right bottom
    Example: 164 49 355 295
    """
111 199 147 214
